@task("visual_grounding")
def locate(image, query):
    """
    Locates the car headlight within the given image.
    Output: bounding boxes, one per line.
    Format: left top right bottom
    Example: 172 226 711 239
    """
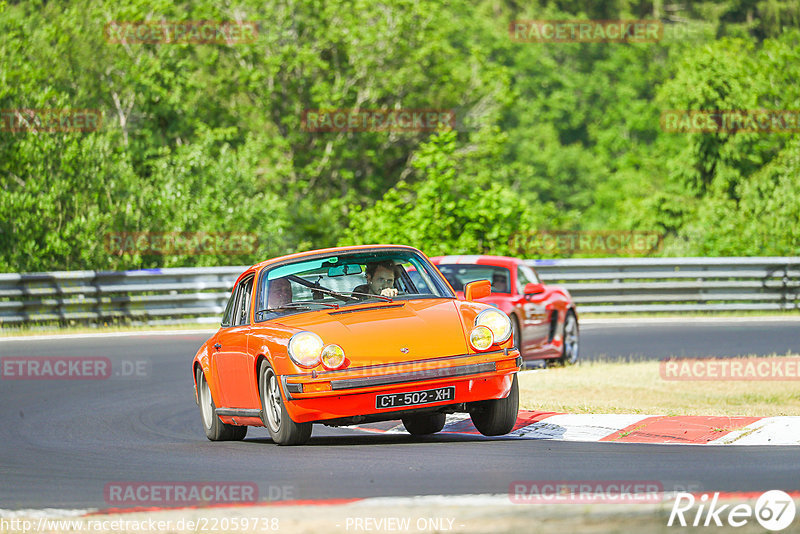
321 344 347 370
470 325 494 351
475 308 512 344
288 331 324 368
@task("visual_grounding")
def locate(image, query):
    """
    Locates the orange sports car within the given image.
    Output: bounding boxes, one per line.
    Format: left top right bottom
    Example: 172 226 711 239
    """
192 245 521 445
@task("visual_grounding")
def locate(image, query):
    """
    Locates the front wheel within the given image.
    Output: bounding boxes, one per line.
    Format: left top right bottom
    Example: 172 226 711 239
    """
557 310 579 366
402 413 446 435
469 374 519 436
511 315 525 369
259 361 312 445
196 367 247 441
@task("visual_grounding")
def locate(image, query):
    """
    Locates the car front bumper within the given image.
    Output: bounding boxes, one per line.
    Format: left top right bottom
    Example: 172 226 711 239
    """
279 349 521 424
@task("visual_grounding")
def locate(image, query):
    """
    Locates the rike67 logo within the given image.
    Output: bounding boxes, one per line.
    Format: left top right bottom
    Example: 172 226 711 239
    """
668 490 796 531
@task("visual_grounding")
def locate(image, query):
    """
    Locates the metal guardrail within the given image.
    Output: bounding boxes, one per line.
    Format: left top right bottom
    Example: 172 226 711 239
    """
0 267 243 326
529 257 800 313
0 258 798 326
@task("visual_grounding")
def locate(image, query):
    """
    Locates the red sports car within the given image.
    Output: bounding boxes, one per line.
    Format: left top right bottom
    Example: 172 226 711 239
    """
431 255 578 367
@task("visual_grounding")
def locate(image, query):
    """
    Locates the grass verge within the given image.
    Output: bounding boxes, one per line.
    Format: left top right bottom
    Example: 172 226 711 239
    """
518 354 800 417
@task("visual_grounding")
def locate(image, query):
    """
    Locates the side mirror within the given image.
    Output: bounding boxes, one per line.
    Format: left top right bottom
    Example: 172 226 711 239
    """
523 282 545 296
464 279 491 301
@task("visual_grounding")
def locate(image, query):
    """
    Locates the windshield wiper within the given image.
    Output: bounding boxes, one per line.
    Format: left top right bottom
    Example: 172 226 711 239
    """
256 302 339 315
341 291 393 302
285 275 361 303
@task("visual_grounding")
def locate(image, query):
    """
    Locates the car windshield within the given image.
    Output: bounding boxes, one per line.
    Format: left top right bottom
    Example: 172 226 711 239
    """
436 264 511 294
255 250 454 320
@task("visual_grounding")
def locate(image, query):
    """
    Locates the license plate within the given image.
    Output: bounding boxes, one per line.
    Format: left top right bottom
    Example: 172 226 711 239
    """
375 386 455 409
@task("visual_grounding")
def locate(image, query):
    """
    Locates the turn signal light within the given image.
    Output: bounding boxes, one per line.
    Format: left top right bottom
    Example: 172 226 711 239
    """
303 382 332 393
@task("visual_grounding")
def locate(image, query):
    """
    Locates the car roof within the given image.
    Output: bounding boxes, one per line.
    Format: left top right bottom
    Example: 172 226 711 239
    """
249 244 425 272
431 255 521 269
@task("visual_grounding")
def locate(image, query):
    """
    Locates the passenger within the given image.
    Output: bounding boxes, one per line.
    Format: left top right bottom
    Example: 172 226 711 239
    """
267 277 292 308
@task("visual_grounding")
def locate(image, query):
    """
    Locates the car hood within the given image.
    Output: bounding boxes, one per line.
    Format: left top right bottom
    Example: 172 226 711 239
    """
273 299 471 364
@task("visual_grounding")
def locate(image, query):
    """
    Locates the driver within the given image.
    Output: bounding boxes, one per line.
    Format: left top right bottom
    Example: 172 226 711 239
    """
492 273 509 293
353 260 399 298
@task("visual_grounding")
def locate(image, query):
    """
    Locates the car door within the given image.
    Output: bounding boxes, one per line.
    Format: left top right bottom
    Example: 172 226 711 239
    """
515 264 550 352
212 274 257 409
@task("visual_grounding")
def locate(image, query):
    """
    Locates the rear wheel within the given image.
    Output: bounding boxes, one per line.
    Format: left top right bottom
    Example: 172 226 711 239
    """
402 413 446 435
196 367 247 441
469 374 519 436
259 361 312 445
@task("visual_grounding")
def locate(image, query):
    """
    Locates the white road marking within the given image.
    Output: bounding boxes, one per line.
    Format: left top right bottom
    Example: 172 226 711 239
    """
710 416 800 445
509 414 650 441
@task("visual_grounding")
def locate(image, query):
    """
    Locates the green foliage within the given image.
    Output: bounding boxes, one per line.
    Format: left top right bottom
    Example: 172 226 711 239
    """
670 135 800 256
341 130 554 255
1 0 798 273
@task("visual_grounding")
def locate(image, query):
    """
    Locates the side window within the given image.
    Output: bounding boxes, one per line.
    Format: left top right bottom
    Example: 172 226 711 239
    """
221 287 237 327
235 276 254 326
516 265 540 293
524 265 541 284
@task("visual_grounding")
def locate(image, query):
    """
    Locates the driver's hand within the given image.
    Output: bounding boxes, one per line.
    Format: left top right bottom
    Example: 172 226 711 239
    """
380 288 398 297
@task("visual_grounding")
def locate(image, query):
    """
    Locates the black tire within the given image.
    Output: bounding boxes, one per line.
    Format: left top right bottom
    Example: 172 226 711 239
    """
402 413 446 435
511 314 526 369
557 310 579 366
469 374 519 436
259 360 312 445
196 367 247 441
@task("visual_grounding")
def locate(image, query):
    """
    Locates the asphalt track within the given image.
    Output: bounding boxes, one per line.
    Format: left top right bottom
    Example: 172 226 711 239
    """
580 318 800 361
1 319 799 510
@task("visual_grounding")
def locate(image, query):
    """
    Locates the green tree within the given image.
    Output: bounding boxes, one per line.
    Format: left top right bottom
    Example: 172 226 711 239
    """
341 130 555 256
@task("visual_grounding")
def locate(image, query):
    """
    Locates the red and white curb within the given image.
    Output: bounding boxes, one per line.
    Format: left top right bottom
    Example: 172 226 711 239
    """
356 411 800 445
5 491 800 520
